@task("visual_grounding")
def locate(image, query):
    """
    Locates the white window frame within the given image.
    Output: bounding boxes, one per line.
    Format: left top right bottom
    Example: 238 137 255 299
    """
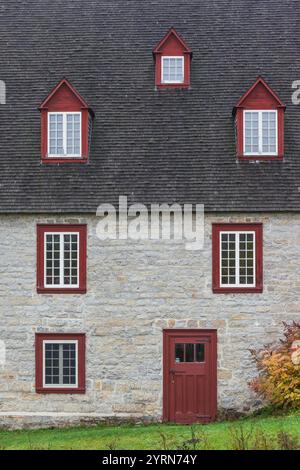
243 110 278 156
43 339 78 389
48 111 82 158
161 56 185 84
220 231 256 288
44 231 80 289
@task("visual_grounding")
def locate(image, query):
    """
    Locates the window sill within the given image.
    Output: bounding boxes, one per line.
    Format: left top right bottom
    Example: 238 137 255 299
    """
41 157 88 164
237 154 283 161
213 286 263 294
37 287 87 294
156 83 190 89
36 387 85 394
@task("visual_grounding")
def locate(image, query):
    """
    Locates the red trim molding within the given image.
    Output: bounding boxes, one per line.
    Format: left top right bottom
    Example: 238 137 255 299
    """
234 77 285 161
153 28 192 89
35 333 86 394
36 224 87 294
212 223 263 294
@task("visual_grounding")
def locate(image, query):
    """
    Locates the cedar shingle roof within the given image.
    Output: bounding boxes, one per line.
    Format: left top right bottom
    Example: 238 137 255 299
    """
0 0 299 212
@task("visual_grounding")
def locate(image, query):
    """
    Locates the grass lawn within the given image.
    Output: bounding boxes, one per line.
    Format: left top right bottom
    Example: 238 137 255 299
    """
0 412 299 450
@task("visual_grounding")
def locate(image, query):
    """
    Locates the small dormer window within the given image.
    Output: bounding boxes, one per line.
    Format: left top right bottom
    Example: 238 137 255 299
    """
153 28 192 89
234 77 285 160
162 56 184 84
39 78 94 163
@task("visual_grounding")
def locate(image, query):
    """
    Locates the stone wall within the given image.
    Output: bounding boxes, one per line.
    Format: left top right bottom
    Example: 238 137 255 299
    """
0 212 299 428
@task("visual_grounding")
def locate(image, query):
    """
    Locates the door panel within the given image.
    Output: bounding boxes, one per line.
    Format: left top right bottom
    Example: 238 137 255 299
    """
163 330 217 424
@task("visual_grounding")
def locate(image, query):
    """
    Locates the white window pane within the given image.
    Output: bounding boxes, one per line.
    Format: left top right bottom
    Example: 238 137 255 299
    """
63 233 78 286
221 232 237 286
244 111 277 154
162 58 169 82
48 113 64 155
45 232 79 288
66 114 81 155
48 113 81 156
162 57 184 83
239 233 255 285
45 234 60 286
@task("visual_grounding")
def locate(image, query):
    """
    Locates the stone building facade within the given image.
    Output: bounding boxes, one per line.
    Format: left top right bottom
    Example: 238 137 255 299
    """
0 212 298 428
1 0 300 430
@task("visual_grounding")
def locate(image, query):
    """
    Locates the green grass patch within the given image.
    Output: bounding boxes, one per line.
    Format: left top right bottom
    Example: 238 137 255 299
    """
0 412 299 450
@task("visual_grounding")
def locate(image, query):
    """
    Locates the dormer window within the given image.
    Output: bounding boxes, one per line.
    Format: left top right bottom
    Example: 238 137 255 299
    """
48 112 81 157
244 110 277 156
39 78 94 163
234 77 285 160
153 28 192 89
162 56 184 84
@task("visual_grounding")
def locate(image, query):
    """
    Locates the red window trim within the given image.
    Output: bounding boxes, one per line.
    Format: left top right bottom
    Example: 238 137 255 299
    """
212 223 263 294
40 109 90 164
36 224 87 294
35 333 86 394
234 77 285 161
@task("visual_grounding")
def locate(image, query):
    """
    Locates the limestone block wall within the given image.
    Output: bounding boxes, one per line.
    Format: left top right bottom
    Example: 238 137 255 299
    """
0 212 299 428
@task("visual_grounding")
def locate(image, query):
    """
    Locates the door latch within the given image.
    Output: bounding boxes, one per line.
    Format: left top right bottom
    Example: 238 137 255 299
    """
170 368 175 384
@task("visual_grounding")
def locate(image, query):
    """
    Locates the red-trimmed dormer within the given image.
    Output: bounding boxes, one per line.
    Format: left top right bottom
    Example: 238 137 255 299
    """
234 77 285 160
153 28 192 89
39 78 94 163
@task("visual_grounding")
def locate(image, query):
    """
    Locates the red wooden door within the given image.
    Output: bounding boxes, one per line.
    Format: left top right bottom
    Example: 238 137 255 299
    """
163 330 217 424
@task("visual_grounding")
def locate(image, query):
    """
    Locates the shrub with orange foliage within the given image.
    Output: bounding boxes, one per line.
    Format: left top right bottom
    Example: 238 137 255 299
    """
250 322 300 409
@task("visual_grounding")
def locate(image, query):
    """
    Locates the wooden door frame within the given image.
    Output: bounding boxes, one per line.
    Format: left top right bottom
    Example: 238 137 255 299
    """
162 329 217 422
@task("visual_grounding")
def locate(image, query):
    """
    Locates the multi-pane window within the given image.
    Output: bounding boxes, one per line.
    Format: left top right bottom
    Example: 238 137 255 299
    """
175 343 205 363
244 110 277 155
37 224 87 294
162 56 184 83
48 112 81 157
45 232 79 288
220 232 255 287
212 224 263 293
44 341 77 387
35 333 85 393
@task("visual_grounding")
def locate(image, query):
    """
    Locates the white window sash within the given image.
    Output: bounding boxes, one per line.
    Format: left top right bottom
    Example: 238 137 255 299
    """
43 340 78 389
44 232 80 289
243 110 278 156
161 56 184 84
219 231 256 288
48 112 82 158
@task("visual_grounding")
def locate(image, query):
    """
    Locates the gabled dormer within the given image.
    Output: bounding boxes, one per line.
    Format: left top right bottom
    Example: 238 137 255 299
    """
39 78 94 163
153 28 192 89
234 77 285 160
